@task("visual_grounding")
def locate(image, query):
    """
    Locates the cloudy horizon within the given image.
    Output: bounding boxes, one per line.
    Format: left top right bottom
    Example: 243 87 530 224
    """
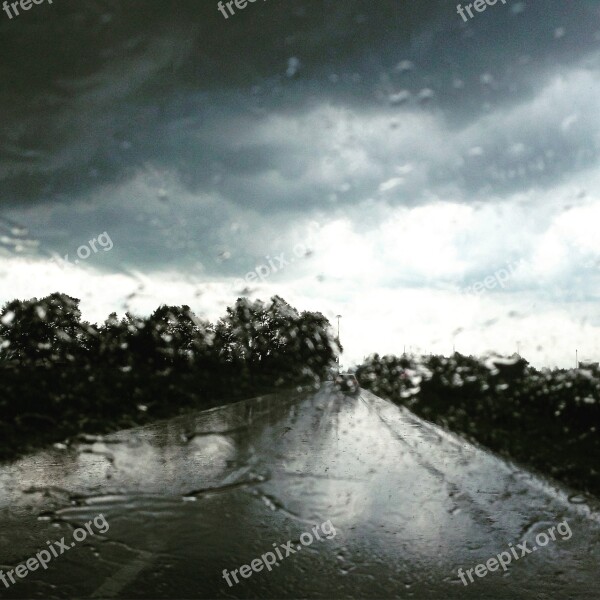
1 0 600 369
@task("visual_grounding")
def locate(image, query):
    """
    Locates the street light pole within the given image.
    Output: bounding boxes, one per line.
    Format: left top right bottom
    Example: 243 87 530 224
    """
336 314 342 369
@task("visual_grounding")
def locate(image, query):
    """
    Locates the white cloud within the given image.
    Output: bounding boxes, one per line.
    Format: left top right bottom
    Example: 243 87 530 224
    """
5 51 600 370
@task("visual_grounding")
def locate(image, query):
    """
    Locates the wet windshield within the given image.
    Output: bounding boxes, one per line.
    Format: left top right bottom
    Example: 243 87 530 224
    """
1 1 599 599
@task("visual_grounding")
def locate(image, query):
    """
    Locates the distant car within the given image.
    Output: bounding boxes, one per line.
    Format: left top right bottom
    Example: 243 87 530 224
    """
334 373 360 395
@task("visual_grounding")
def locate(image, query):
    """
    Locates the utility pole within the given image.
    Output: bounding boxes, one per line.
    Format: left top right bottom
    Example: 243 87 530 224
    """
336 315 342 370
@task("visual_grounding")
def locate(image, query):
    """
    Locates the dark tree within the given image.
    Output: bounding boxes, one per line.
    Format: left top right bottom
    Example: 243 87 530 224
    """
0 293 83 365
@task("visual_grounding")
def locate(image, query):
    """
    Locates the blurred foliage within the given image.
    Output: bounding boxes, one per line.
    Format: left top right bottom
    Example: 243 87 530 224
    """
0 293 340 459
356 353 600 497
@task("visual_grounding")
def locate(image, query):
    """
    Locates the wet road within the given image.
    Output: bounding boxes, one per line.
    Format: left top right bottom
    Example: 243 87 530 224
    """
0 385 599 599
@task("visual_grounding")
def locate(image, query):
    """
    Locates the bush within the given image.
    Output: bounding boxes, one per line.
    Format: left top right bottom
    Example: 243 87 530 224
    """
356 353 600 496
0 294 341 459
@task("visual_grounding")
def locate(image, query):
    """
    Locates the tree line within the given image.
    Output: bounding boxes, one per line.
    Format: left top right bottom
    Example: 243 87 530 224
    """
356 352 600 497
0 292 340 458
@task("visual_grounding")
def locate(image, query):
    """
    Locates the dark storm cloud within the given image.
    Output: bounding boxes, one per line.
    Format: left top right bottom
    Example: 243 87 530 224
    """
1 0 599 272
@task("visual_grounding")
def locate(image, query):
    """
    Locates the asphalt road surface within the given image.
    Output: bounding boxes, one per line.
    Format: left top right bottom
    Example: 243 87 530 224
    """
0 385 598 599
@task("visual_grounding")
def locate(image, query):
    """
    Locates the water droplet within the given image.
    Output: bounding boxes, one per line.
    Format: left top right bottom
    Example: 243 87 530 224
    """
286 57 301 78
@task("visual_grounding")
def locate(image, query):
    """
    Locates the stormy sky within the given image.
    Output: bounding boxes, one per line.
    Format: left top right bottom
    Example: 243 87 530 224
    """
1 0 600 367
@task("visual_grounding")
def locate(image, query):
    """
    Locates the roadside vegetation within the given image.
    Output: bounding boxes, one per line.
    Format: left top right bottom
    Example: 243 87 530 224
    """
0 292 340 460
3 293 598 500
356 353 600 497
